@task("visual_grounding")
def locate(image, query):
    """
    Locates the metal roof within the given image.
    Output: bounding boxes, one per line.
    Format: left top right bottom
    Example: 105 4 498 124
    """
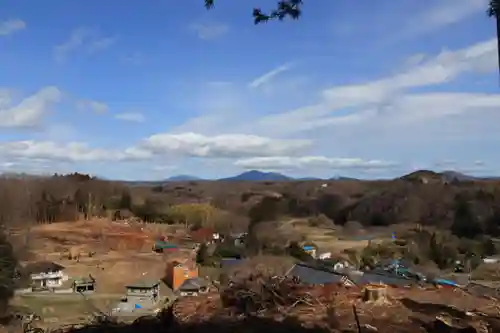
220 258 244 269
349 272 415 287
24 261 65 275
287 264 351 285
178 277 209 291
126 279 160 289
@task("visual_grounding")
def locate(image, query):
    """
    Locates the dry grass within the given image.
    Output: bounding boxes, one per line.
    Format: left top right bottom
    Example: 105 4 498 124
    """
10 294 120 327
472 263 500 282
279 219 384 253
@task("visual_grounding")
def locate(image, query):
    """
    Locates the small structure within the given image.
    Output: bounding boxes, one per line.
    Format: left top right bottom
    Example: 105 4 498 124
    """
483 256 500 264
72 276 96 293
165 260 199 290
178 277 210 297
152 240 178 253
302 244 317 258
230 232 247 247
124 280 161 309
24 261 68 289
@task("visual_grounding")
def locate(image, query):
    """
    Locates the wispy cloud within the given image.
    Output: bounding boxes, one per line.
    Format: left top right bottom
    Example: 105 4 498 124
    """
76 99 109 114
396 0 486 40
189 22 229 40
248 63 292 89
0 19 26 36
54 27 116 62
115 112 145 123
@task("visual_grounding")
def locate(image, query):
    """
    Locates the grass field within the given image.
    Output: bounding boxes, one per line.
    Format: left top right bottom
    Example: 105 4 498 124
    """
10 294 121 327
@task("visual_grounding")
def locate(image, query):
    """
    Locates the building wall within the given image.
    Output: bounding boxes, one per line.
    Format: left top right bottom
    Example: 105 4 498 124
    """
31 270 68 288
166 263 198 290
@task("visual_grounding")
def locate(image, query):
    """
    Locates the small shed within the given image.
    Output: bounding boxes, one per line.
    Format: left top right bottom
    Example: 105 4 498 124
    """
72 276 96 293
153 241 178 253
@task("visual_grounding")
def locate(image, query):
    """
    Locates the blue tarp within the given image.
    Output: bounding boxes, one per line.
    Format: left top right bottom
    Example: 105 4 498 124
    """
303 246 314 250
433 278 459 287
134 304 142 309
154 241 178 249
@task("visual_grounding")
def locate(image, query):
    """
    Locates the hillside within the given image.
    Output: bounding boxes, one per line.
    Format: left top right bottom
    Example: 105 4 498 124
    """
2 170 500 239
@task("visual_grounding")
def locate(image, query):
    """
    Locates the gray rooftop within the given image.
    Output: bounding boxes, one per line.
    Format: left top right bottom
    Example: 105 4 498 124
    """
178 277 209 291
287 264 349 285
126 279 160 289
349 272 415 287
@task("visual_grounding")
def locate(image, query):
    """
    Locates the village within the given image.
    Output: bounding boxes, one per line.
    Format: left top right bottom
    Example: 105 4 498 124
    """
9 216 500 333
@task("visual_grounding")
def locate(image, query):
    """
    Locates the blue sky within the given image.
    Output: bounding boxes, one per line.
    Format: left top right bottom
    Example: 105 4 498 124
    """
0 0 498 180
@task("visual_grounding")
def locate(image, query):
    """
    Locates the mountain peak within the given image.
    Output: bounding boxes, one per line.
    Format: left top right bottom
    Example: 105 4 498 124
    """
219 170 291 181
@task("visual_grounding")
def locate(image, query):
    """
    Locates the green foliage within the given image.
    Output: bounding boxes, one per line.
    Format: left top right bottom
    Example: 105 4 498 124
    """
488 0 500 17
118 189 132 210
205 0 303 24
196 243 210 265
213 242 243 259
287 241 313 262
451 195 482 238
0 230 17 314
248 197 282 223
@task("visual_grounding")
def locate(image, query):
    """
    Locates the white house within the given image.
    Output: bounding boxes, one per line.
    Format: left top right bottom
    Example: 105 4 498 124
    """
25 261 68 288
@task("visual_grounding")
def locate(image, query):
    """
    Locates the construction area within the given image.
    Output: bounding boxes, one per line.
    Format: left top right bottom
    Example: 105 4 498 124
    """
16 219 196 293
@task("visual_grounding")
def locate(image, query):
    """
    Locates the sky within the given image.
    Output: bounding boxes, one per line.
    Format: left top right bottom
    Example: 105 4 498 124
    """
0 0 499 180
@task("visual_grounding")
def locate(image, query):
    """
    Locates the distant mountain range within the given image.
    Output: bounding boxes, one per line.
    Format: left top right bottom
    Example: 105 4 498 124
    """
159 169 498 183
159 170 360 182
165 175 203 181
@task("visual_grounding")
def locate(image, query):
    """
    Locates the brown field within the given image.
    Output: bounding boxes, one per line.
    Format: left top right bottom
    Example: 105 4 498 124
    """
17 219 197 294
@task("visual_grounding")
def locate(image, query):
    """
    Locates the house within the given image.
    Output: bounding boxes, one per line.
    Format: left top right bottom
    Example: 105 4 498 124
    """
112 280 161 314
178 277 210 297
303 245 317 258
24 261 68 289
72 276 96 293
124 279 161 309
230 232 247 247
165 260 199 290
286 263 355 287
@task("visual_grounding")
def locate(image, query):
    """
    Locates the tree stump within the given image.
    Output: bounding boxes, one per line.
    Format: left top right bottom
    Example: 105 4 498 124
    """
363 283 388 303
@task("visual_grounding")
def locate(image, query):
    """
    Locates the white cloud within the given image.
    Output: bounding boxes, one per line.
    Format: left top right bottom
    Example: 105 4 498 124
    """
189 22 228 40
137 132 311 158
0 89 13 108
0 140 145 163
115 112 145 123
255 38 498 135
396 0 487 40
0 19 26 36
234 156 398 171
248 63 292 89
76 99 109 114
0 86 62 128
54 28 115 62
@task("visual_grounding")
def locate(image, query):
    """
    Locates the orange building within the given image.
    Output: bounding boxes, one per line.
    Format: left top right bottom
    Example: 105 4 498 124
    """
165 260 199 290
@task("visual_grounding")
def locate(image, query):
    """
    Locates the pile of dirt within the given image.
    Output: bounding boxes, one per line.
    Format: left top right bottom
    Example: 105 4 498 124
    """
34 220 155 252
